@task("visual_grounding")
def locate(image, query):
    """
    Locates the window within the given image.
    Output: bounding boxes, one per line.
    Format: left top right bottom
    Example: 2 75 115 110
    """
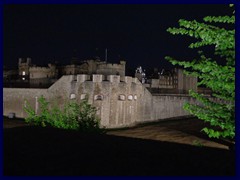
94 94 103 101
128 95 133 101
22 71 26 75
22 77 25 81
134 95 137 100
118 94 126 101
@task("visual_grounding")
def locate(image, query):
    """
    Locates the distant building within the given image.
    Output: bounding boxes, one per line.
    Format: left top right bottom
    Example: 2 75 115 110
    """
59 59 126 77
4 57 126 88
135 66 198 94
4 57 205 95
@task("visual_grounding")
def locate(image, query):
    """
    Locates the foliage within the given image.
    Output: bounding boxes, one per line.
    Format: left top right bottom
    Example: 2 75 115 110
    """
165 6 235 140
24 96 104 133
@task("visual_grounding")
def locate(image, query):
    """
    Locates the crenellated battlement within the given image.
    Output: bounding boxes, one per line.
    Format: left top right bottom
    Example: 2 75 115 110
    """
97 63 125 69
66 74 140 84
96 61 126 77
29 67 52 72
18 57 31 65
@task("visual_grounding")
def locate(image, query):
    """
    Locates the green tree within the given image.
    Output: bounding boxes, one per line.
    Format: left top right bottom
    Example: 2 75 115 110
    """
165 5 235 140
24 96 104 133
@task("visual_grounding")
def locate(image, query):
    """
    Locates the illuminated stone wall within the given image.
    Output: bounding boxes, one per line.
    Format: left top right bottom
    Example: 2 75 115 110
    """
3 74 197 128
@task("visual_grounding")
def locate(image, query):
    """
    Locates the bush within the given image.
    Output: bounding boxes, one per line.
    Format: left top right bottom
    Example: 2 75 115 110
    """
24 96 104 133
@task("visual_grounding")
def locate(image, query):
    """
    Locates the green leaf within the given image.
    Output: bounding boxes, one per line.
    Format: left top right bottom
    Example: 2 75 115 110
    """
165 8 235 140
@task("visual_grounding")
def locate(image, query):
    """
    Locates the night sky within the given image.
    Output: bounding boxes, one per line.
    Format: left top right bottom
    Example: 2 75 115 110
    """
3 4 233 72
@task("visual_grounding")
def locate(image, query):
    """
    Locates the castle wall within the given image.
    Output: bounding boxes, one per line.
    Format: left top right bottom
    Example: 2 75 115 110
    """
150 78 174 89
96 62 125 77
59 65 81 75
57 60 126 78
69 75 141 128
151 95 194 120
86 60 98 74
138 85 154 122
3 74 197 128
147 69 197 92
29 66 56 79
3 88 48 118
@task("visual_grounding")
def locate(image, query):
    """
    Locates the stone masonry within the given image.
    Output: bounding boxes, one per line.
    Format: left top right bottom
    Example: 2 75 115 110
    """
3 74 196 128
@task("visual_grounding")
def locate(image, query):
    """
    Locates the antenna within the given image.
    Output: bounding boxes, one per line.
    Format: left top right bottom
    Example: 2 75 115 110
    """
105 48 108 63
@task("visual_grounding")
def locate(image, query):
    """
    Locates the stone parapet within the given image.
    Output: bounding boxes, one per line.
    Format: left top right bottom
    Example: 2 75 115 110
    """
77 74 90 82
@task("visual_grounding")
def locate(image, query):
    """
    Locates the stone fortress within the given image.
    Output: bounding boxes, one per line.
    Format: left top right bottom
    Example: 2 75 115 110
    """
3 57 207 128
4 57 126 88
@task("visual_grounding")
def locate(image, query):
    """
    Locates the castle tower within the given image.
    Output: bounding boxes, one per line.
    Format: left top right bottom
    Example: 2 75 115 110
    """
177 68 183 93
18 57 31 80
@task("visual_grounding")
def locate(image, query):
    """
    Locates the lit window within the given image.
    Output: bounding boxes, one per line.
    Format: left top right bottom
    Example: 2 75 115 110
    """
22 71 26 75
22 77 25 81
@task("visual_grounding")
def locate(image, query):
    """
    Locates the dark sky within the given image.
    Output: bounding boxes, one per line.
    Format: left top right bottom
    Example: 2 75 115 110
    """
3 4 233 71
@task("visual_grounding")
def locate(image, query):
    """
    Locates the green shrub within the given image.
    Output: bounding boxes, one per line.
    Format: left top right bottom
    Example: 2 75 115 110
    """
24 96 104 133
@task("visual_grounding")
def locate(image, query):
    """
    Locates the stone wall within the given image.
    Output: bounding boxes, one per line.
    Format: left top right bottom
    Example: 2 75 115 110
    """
3 74 197 128
60 64 83 75
151 95 195 120
3 88 48 118
147 69 197 92
29 64 57 79
96 62 125 77
149 78 174 89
